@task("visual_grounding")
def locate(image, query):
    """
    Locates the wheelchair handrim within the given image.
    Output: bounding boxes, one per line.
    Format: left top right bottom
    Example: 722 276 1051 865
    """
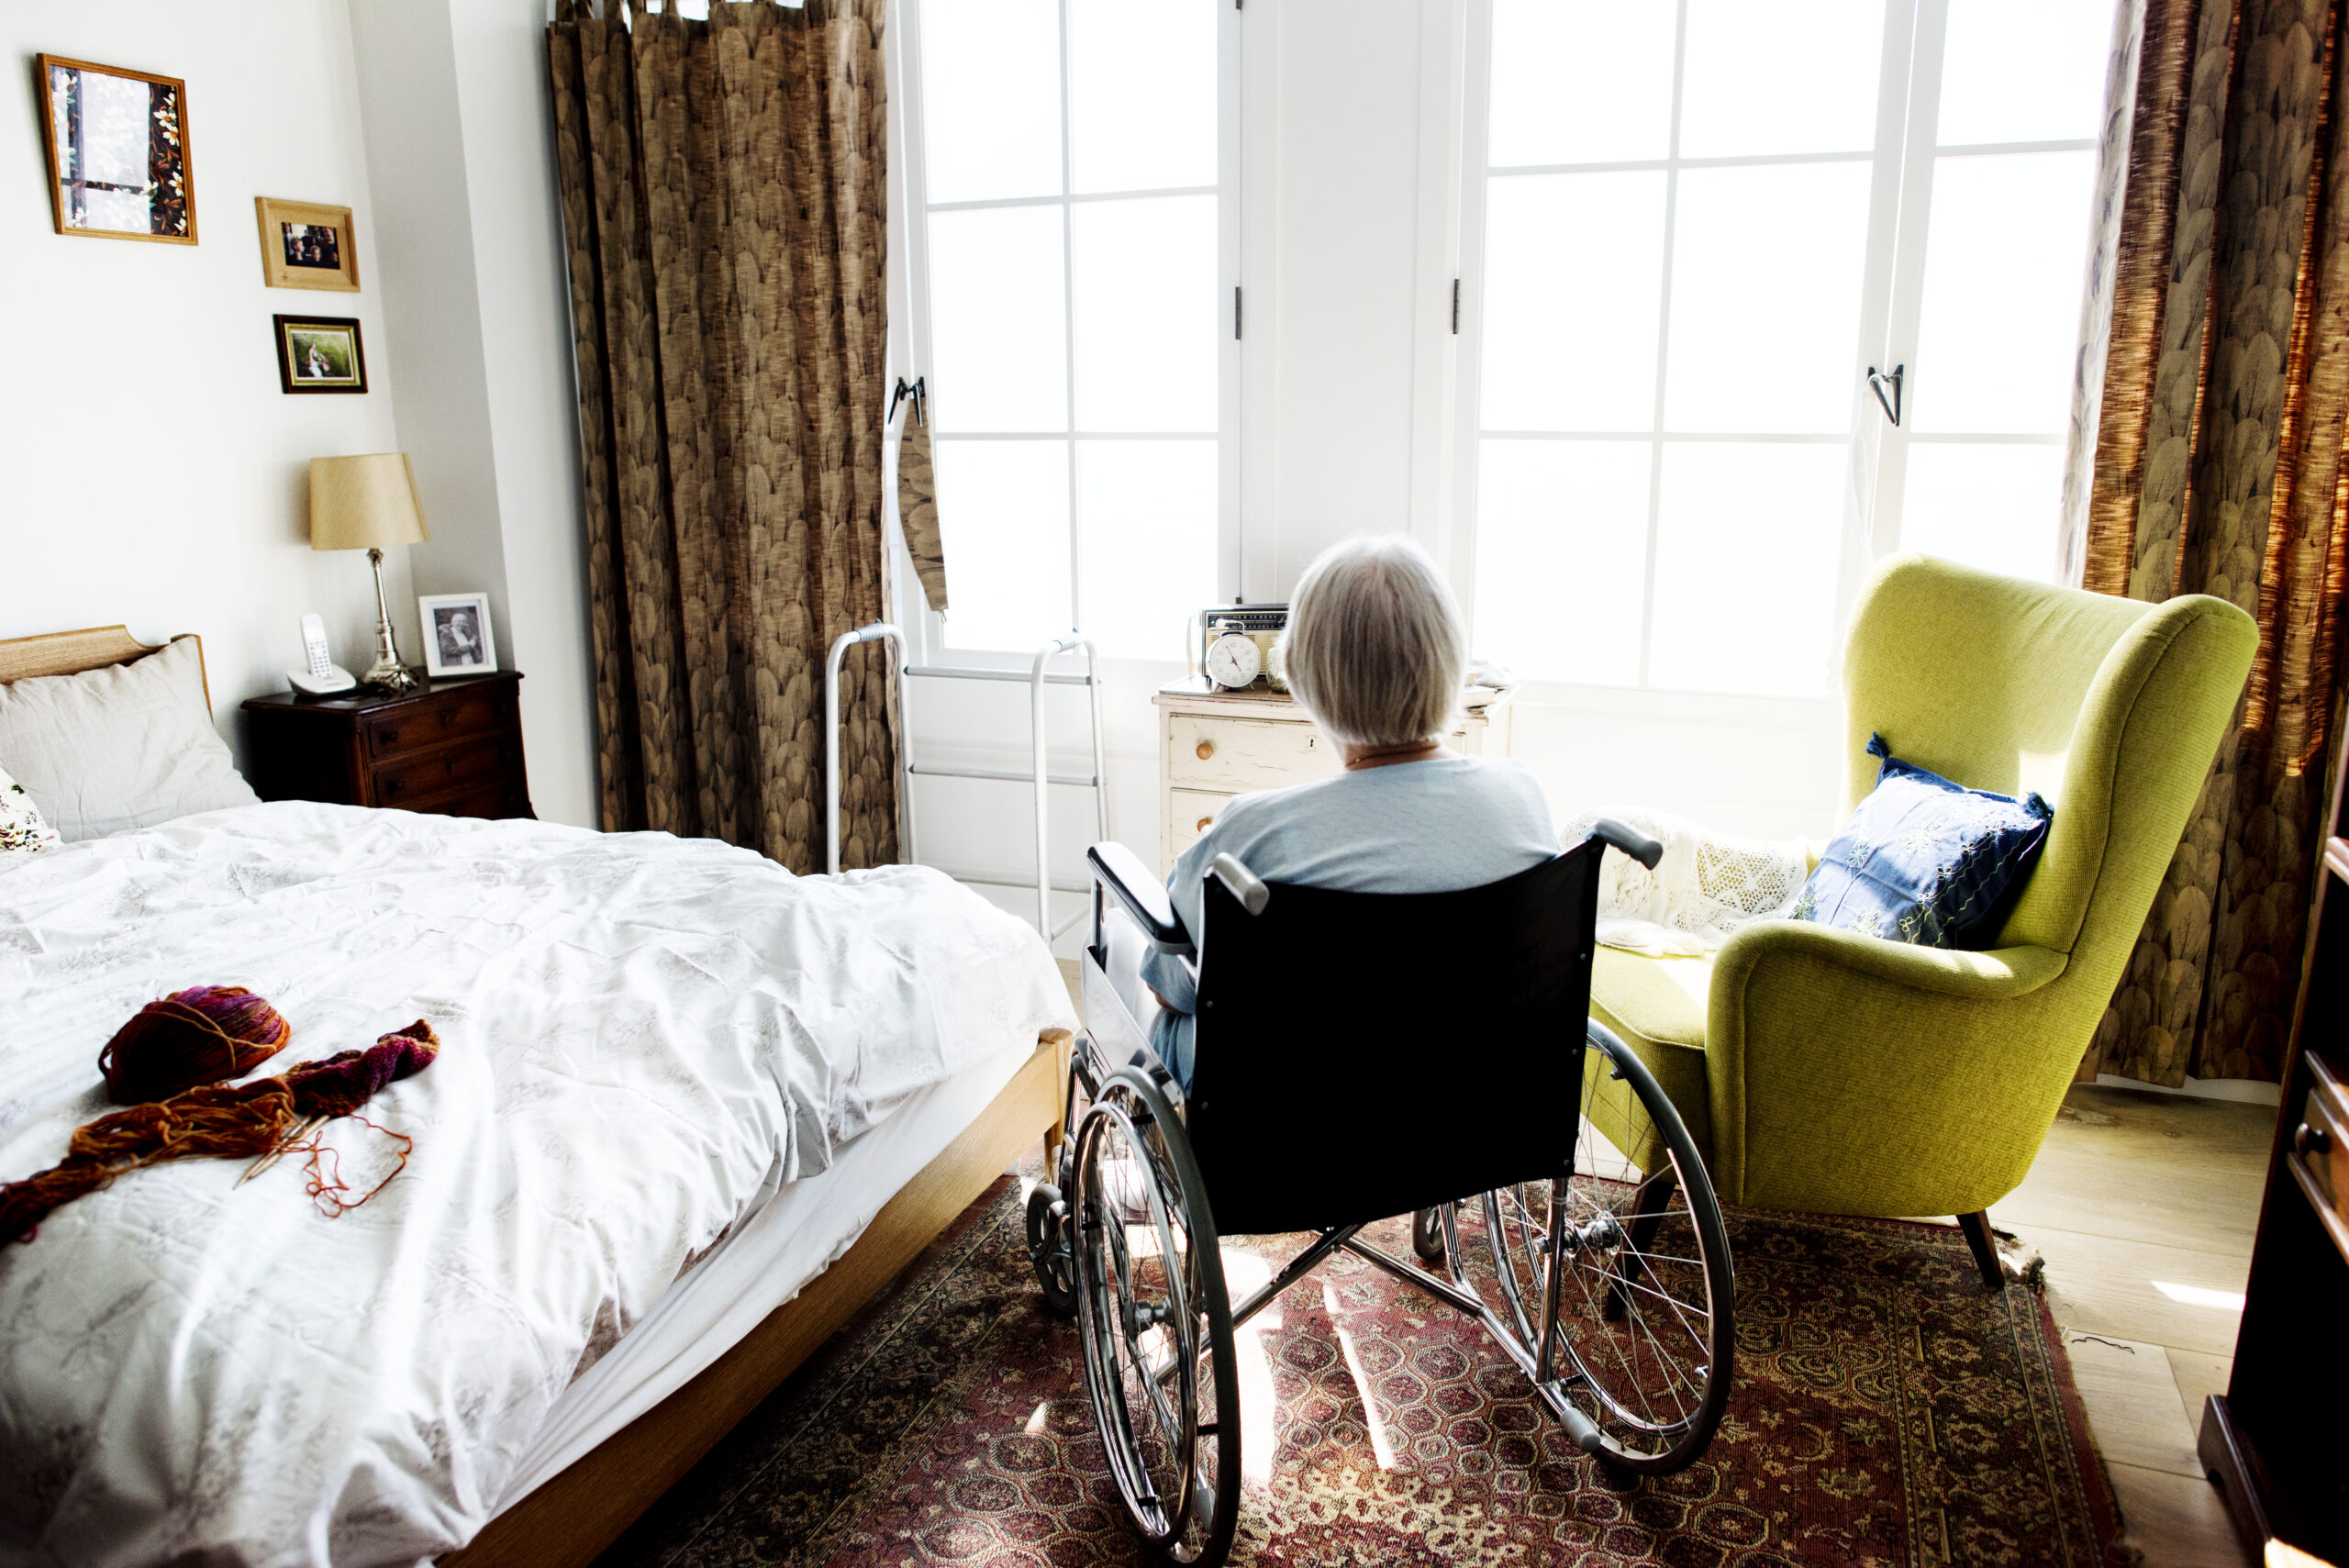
1073 1095 1201 1546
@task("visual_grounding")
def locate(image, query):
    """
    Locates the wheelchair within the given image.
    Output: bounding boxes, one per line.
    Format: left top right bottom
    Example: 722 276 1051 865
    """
1022 823 1737 1566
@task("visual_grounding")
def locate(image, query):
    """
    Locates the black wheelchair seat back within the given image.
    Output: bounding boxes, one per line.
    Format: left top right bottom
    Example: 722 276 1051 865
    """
1183 841 1604 1238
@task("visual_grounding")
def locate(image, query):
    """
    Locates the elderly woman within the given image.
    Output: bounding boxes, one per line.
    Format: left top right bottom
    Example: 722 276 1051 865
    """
1116 534 1558 1090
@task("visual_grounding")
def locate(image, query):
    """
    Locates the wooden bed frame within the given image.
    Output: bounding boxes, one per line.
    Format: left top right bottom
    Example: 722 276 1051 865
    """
0 623 210 709
2 624 1074 1566
444 1032 1068 1567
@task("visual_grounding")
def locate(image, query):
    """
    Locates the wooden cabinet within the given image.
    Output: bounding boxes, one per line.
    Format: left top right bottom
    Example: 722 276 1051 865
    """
1152 679 1509 872
2200 750 2349 1560
241 671 534 821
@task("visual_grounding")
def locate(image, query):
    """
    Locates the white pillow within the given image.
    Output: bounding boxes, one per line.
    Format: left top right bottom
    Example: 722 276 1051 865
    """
0 637 260 841
0 762 61 855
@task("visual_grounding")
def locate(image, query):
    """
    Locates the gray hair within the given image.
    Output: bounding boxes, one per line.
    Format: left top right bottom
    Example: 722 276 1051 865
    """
1281 535 1464 747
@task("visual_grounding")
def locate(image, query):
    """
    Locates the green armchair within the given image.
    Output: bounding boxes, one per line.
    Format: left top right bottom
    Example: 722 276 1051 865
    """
1582 553 2256 1286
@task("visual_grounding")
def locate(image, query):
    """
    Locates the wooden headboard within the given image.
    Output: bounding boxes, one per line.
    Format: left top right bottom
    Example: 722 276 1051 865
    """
0 625 213 716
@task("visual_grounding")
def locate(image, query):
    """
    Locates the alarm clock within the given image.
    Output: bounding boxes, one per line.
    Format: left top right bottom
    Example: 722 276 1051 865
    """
1205 626 1264 690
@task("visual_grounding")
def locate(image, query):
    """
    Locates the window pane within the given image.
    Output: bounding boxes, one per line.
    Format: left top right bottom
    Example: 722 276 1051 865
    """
1648 442 1844 695
1072 195 1218 432
919 0 1063 204
1474 440 1651 685
1664 162 1872 434
1487 0 1675 167
929 206 1068 433
1898 442 2062 581
1911 150 2095 432
1939 0 2114 147
1678 0 1883 158
1077 441 1218 659
1070 0 1215 194
937 440 1073 651
1482 172 1668 433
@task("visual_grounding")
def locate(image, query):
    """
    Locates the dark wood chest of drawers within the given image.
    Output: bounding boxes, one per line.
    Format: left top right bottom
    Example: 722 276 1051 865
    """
241 671 534 820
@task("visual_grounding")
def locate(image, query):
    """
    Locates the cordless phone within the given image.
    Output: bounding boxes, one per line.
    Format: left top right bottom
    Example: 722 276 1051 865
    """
287 613 357 695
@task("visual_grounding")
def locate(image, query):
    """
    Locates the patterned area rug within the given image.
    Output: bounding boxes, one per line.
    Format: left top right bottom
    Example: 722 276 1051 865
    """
603 1174 2121 1568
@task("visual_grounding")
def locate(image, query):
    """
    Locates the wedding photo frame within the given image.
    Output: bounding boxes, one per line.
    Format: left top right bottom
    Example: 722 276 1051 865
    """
273 314 367 395
255 197 359 291
419 593 495 679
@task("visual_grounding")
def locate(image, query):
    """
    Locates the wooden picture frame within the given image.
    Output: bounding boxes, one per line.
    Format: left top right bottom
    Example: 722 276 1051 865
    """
273 314 367 395
255 197 359 291
34 55 196 244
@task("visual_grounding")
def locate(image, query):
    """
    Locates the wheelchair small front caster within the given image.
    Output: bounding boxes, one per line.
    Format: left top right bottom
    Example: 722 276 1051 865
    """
1026 1183 1077 1317
1411 1206 1445 1263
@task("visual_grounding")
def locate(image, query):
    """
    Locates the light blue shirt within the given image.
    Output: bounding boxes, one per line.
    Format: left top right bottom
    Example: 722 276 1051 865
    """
1138 754 1559 1086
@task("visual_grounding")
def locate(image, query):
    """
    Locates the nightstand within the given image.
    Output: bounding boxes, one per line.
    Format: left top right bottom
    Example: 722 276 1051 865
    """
241 670 534 819
1152 678 1510 872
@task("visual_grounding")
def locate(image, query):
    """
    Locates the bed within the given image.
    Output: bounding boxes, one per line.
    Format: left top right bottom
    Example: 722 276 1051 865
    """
0 627 1075 1568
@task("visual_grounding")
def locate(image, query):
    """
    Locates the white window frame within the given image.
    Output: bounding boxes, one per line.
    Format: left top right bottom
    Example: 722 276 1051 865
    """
885 0 1243 672
1444 0 2099 706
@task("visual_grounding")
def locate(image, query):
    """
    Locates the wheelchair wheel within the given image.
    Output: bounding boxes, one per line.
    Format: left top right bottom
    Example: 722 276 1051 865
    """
1026 1184 1077 1317
1411 1206 1445 1262
1071 1068 1241 1566
1467 1022 1734 1474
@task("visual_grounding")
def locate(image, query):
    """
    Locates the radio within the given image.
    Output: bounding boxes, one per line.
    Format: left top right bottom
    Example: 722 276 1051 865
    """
1197 604 1287 692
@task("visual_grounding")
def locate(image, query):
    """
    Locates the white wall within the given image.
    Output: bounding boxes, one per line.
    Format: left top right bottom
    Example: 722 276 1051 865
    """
0 2 412 755
345 0 598 828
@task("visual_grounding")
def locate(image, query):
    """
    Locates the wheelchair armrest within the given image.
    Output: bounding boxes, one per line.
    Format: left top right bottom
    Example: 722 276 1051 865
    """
1087 841 1195 954
1586 816 1664 871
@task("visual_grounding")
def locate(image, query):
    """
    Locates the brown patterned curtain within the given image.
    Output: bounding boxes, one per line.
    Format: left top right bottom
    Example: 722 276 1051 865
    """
2072 0 2349 1084
546 0 900 873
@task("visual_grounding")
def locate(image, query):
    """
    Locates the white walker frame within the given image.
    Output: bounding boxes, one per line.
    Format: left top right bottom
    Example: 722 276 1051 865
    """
825 623 1110 940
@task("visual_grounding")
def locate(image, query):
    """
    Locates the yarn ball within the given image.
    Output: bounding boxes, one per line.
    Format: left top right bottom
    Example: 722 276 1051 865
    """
97 985 293 1105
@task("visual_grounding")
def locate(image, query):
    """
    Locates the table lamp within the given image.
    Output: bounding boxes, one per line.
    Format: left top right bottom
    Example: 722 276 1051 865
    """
310 453 429 694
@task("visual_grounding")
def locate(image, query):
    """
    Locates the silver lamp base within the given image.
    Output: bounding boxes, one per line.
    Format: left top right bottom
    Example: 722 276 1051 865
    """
359 547 421 695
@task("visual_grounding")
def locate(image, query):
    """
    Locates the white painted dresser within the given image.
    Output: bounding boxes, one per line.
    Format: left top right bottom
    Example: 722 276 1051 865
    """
1152 678 1511 872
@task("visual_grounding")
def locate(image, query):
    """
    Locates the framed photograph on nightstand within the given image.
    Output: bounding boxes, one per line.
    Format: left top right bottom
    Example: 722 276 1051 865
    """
419 593 495 679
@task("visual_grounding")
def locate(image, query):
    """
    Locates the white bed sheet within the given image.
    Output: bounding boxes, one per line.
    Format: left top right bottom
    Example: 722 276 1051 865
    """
0 802 1075 1568
495 1030 1037 1509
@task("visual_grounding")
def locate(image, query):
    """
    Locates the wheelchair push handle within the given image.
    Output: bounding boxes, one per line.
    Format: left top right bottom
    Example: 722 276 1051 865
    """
1588 817 1664 871
1209 852 1271 916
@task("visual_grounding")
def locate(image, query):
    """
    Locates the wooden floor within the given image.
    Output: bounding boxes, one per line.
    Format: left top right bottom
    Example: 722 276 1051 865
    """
1057 961 2269 1564
1989 1084 2272 1568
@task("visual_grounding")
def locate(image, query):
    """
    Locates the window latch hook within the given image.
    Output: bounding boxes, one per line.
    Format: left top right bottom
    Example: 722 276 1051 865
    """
1867 363 1903 428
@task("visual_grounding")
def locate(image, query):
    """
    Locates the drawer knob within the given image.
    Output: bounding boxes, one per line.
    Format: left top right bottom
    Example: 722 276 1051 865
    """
2295 1121 2332 1158
1196 740 1215 761
1197 817 1213 833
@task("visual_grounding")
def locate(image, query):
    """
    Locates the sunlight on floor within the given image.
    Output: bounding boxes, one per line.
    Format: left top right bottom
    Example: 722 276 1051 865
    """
2152 1280 2246 1312
1222 1246 1278 1486
1326 1280 1398 1471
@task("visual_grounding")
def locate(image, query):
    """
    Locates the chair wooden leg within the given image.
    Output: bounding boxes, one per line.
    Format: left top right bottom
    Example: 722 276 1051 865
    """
1956 1210 2007 1292
1605 1166 1683 1320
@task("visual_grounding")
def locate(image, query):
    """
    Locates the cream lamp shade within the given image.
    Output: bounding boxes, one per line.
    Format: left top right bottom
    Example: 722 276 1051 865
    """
309 453 430 550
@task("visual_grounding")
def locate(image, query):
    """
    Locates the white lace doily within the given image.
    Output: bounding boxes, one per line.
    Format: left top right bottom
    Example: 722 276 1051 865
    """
1561 806 1809 958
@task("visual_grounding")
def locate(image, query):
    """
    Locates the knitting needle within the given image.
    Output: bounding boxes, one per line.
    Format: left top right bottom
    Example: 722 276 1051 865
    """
234 1116 323 1186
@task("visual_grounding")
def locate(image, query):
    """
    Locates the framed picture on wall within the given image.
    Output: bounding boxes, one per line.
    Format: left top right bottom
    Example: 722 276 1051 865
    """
272 314 367 394
35 55 196 243
419 594 495 679
255 197 359 291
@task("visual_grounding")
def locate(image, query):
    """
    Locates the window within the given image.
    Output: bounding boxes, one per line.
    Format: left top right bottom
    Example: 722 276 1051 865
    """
898 0 1236 661
1460 0 2114 696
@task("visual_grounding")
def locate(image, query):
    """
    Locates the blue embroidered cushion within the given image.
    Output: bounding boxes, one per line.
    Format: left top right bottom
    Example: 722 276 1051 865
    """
1791 734 2053 950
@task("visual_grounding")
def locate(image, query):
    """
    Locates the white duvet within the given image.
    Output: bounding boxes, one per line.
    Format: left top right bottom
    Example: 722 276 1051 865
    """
0 802 1074 1567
